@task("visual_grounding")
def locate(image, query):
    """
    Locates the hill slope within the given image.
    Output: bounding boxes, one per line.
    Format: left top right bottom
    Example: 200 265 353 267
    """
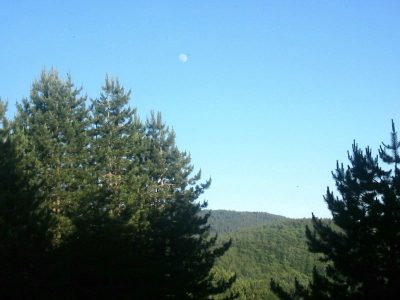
206 209 286 234
206 211 323 300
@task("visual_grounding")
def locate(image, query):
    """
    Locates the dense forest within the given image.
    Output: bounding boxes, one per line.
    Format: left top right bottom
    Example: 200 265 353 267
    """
205 211 322 299
205 210 285 234
1 70 400 299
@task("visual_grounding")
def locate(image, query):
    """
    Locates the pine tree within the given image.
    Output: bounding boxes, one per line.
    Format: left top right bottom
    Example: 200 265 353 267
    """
0 100 54 298
2 71 235 299
271 121 400 299
14 69 89 242
87 76 145 221
90 77 136 192
63 110 236 299
137 111 236 299
57 77 148 299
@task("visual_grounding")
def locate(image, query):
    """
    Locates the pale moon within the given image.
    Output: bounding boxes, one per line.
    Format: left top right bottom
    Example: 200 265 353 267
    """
179 53 188 63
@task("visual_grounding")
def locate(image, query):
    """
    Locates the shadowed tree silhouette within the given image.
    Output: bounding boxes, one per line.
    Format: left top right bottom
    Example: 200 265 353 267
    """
0 100 54 299
271 120 400 300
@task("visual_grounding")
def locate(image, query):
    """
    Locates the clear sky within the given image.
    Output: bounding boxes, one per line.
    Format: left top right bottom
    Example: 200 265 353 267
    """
1 1 399 218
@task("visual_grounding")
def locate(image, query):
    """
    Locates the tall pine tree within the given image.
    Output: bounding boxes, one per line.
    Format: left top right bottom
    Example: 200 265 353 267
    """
0 100 54 298
137 111 236 299
272 121 400 300
58 77 148 299
15 69 89 243
85 76 145 222
2 70 235 299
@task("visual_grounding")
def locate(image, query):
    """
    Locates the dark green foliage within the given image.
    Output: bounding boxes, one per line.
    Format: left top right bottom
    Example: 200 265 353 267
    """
15 69 89 243
50 215 142 299
0 100 54 298
136 112 235 298
0 70 234 299
89 77 142 199
272 121 400 299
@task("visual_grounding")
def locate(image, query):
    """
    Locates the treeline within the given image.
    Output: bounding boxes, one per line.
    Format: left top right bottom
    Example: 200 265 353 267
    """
0 70 235 299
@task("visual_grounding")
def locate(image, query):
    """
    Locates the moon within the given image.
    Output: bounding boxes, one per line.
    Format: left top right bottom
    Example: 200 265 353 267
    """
179 53 188 63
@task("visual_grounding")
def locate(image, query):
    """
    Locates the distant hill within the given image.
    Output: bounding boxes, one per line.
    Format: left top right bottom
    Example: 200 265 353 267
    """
205 209 286 234
204 210 324 300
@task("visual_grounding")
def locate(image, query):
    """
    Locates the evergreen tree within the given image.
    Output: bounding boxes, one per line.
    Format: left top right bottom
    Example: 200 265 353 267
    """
58 77 148 299
63 110 236 299
2 70 234 299
77 77 146 225
137 111 236 299
271 121 400 299
89 77 143 205
15 69 89 243
0 100 53 298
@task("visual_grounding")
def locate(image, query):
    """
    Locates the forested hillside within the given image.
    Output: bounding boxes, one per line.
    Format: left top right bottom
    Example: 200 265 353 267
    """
205 210 285 234
207 214 322 300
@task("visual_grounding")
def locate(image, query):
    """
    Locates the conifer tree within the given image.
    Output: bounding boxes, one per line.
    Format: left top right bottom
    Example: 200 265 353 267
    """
137 111 236 299
90 77 135 191
64 110 235 299
2 70 235 299
271 121 400 300
15 69 89 242
0 100 53 298
56 77 147 299
87 76 144 221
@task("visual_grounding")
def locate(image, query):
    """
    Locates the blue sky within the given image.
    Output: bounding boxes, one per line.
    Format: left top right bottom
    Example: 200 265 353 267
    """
1 1 399 217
